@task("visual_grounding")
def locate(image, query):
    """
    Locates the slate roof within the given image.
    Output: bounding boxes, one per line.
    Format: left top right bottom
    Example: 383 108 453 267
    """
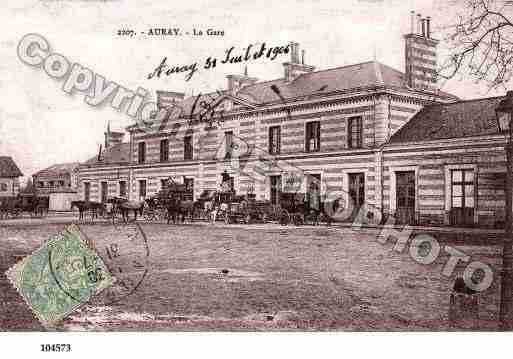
139 60 458 123
237 61 410 103
388 96 503 144
84 143 130 166
33 162 80 177
0 156 23 177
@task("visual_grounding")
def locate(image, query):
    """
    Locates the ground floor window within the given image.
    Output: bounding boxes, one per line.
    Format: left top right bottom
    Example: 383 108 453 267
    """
139 180 147 199
101 181 108 203
0 183 7 192
84 182 90 202
119 180 127 197
450 169 475 226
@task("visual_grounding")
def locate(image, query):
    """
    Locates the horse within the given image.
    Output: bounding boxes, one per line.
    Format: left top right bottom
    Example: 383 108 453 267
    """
164 197 181 224
71 200 105 221
32 197 49 217
177 200 195 223
112 198 145 223
0 198 12 219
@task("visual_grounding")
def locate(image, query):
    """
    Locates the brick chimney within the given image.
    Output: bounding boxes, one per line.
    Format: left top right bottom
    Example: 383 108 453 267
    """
226 66 258 95
104 123 124 149
157 90 185 109
404 11 439 91
283 42 315 82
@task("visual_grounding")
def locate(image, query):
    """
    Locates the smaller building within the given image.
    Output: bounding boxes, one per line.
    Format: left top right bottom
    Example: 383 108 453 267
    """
383 96 508 228
33 162 80 211
78 133 131 203
0 156 23 197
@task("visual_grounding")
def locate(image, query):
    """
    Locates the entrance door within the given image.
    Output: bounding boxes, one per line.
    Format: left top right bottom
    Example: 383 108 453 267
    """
450 169 475 226
101 182 108 203
348 173 365 219
270 175 282 205
396 171 416 225
84 182 90 202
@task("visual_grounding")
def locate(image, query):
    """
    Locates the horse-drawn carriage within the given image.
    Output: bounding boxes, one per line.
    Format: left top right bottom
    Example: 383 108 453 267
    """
276 191 336 226
0 194 49 219
199 187 272 224
150 178 198 223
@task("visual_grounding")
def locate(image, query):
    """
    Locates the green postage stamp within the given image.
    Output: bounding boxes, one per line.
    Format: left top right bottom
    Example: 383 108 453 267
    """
5 224 115 328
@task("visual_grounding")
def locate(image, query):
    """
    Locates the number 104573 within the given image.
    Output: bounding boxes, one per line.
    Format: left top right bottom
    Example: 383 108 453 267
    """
40 344 71 352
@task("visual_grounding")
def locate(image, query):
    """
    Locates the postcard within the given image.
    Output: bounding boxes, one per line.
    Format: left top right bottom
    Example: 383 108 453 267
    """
1 0 513 357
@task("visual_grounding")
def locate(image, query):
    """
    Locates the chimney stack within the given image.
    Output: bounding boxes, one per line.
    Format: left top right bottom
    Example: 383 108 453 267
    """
289 42 300 63
283 42 315 82
226 68 258 95
404 11 439 91
410 10 415 34
104 130 124 149
156 91 185 109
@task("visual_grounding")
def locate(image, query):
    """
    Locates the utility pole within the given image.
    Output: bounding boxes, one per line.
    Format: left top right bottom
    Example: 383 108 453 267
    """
496 91 513 330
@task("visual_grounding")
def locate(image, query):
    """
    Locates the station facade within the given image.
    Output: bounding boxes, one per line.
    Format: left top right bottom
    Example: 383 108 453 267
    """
78 15 511 227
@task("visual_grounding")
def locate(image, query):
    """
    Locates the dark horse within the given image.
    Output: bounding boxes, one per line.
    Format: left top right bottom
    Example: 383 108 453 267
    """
110 197 145 223
164 197 195 224
71 200 105 221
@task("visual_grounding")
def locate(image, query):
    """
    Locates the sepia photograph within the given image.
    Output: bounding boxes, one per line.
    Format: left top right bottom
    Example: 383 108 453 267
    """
1 0 513 356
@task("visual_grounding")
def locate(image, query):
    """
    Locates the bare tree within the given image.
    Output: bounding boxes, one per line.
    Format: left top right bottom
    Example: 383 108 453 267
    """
439 0 513 89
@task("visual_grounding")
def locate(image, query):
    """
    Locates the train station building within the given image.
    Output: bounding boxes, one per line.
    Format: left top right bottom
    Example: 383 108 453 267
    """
76 14 510 227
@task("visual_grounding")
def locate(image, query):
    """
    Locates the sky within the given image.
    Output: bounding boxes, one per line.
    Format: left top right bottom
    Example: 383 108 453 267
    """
0 0 511 183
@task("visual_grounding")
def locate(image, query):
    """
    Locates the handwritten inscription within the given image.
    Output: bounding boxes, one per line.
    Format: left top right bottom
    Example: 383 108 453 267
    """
147 42 290 81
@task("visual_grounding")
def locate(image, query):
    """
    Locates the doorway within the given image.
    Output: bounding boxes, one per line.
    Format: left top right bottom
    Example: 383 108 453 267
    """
395 171 416 225
348 173 365 220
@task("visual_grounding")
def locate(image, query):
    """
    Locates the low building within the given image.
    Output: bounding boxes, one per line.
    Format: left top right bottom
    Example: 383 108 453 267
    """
382 96 507 228
77 130 130 203
33 163 80 211
33 163 80 193
0 156 23 197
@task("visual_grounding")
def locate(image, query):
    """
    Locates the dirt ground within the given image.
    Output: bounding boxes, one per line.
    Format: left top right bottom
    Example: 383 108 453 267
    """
0 220 504 331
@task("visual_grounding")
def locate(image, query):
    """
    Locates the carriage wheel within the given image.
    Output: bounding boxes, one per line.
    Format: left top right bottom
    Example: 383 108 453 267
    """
279 209 290 225
293 213 304 226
